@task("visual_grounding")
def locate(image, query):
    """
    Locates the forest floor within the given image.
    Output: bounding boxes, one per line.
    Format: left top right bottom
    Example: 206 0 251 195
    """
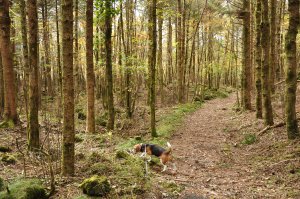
1 91 300 198
163 94 300 199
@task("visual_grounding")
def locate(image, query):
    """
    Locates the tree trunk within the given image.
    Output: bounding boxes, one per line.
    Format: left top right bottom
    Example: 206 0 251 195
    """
157 9 164 105
56 0 62 99
86 0 95 133
105 0 115 130
177 0 185 103
167 17 173 84
241 0 252 110
148 0 157 137
270 0 277 93
27 0 39 149
285 0 299 139
0 0 18 124
255 0 262 119
61 0 75 176
0 53 3 117
20 0 29 121
261 0 274 125
42 0 53 96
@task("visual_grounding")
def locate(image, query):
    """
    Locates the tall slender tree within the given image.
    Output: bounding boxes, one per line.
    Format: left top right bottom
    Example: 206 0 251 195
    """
27 0 40 149
255 0 262 118
0 0 18 124
241 0 251 110
61 0 75 176
86 0 95 133
261 0 274 125
105 0 115 130
148 0 157 137
285 0 299 139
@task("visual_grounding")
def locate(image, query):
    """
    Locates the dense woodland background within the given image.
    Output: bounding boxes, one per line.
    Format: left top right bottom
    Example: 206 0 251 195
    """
1 0 300 198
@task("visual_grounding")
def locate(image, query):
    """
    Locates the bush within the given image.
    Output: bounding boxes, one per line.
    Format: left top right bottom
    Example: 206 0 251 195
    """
242 133 257 145
80 176 111 197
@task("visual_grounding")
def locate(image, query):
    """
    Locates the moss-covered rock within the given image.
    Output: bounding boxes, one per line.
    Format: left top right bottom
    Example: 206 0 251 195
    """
0 146 12 153
0 179 47 199
80 176 111 197
1 154 16 164
0 120 14 129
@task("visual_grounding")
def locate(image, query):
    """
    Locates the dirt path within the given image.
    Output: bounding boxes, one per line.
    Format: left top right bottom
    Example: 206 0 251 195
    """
166 94 278 199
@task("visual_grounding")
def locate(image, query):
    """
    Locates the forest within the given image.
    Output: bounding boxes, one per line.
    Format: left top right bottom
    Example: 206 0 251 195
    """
0 0 300 198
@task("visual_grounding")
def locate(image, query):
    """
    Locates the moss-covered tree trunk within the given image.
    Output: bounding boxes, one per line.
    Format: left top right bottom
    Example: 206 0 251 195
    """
241 0 252 110
148 0 157 137
27 0 39 149
285 0 299 139
255 0 262 119
0 0 18 124
105 0 115 130
86 0 95 133
261 0 274 125
61 0 75 176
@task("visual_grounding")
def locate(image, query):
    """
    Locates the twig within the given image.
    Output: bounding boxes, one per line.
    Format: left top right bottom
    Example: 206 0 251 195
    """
257 122 285 136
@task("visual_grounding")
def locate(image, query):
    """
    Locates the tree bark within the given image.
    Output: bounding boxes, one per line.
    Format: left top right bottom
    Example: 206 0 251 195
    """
270 0 277 93
0 0 18 124
27 0 39 149
105 0 115 130
285 0 299 139
148 0 157 137
86 0 95 133
241 0 252 110
255 0 262 119
261 0 274 125
157 8 164 105
61 0 75 176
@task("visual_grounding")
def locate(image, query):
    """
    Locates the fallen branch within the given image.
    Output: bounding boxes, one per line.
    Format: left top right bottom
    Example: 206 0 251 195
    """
258 122 285 136
258 117 300 136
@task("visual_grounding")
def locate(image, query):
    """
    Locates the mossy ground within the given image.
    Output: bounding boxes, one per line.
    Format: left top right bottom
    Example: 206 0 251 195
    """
0 178 47 199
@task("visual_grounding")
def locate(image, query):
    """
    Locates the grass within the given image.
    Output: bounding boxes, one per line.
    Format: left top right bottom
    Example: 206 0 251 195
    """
116 101 202 150
241 133 257 145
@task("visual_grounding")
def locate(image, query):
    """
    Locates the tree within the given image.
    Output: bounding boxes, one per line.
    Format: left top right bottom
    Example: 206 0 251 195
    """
148 0 157 137
86 0 95 133
27 0 40 150
261 0 274 125
241 0 251 110
104 0 115 130
0 0 18 124
255 0 262 119
285 0 299 139
61 0 75 176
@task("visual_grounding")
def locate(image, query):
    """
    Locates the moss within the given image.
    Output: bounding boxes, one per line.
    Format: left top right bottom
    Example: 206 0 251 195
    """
80 176 111 197
75 134 84 143
89 163 113 175
115 150 129 159
241 133 257 145
0 178 47 199
161 181 184 196
0 120 14 129
0 177 4 191
0 146 12 153
1 154 16 164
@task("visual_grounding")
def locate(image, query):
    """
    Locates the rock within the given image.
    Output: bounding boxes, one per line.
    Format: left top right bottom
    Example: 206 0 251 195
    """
1 154 16 164
0 146 12 153
80 176 111 197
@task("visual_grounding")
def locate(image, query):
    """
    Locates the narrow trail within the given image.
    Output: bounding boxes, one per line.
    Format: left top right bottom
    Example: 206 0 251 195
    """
166 94 274 199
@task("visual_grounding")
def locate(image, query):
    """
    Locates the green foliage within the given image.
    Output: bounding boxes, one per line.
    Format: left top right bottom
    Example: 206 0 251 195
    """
160 181 183 197
242 133 257 145
0 178 47 199
115 150 130 159
203 88 229 100
80 176 111 197
95 113 108 127
0 120 14 129
75 134 84 143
